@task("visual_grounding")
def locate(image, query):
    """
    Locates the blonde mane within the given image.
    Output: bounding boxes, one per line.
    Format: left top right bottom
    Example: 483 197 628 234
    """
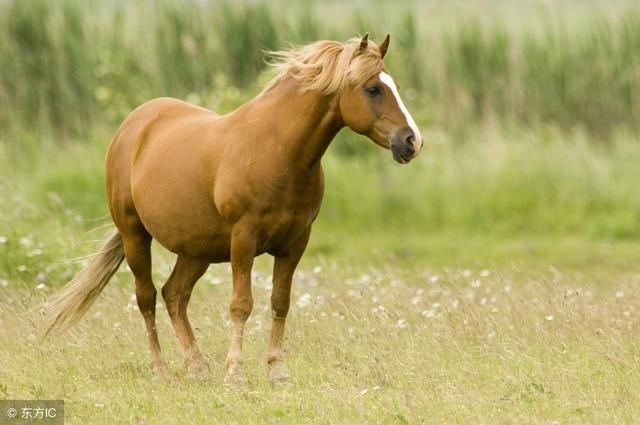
266 37 385 95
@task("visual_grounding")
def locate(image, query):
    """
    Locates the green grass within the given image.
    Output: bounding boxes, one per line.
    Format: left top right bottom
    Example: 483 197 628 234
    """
2 125 639 284
323 128 640 239
1 253 639 423
1 127 639 423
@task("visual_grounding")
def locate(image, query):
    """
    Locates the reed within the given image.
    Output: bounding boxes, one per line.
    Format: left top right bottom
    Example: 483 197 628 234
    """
1 0 639 142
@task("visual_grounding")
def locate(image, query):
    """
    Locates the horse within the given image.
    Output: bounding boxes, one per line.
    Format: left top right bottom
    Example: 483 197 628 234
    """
43 33 423 384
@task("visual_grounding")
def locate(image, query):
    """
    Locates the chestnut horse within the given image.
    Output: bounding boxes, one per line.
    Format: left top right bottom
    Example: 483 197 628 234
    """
44 34 422 384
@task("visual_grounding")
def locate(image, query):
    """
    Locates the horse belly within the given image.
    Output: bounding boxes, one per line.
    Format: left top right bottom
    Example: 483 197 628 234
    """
132 183 232 262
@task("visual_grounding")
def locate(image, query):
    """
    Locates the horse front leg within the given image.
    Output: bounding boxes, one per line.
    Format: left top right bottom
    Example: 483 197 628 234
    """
267 228 310 383
224 224 256 386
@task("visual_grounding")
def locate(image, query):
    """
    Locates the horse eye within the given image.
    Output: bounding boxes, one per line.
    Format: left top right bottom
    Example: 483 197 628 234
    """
365 85 382 97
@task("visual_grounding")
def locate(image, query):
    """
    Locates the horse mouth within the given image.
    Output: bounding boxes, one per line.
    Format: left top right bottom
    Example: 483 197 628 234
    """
392 150 412 164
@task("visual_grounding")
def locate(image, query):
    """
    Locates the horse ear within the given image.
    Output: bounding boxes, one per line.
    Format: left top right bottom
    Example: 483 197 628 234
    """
379 34 390 59
359 33 369 50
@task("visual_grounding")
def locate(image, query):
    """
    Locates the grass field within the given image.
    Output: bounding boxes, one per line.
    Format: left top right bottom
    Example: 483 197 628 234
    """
1 133 640 423
2 113 640 425
1 247 639 424
2 0 640 423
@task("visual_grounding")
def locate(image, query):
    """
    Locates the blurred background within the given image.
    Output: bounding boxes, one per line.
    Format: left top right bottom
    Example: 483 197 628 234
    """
1 0 639 283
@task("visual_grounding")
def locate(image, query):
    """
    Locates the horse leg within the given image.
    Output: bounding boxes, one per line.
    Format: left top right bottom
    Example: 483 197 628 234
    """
224 225 256 385
161 255 209 376
121 231 165 374
267 229 310 383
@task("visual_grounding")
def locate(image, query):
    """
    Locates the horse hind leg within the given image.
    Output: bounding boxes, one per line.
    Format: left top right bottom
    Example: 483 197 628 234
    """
121 229 165 375
161 255 209 376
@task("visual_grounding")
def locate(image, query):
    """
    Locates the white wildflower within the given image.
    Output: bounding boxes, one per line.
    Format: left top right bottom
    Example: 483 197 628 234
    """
422 309 435 318
371 305 386 314
19 236 33 247
28 248 44 257
208 276 223 285
296 293 312 308
126 294 138 312
358 274 371 284
347 289 359 298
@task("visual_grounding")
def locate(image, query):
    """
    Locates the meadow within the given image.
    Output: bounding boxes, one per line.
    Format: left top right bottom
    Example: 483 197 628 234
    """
1 0 640 423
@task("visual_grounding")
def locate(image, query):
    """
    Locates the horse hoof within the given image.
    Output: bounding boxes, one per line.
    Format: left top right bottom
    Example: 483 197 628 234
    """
224 366 247 389
151 361 168 378
268 362 290 384
186 360 207 378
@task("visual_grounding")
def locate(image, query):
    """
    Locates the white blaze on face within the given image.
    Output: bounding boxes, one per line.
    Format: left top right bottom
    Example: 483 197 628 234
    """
379 71 423 155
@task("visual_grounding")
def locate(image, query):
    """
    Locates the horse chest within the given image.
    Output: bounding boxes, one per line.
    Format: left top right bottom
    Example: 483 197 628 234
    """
242 184 317 248
215 167 323 242
248 210 305 254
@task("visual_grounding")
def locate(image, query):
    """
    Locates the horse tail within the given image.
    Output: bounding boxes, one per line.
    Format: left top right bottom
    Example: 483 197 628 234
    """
44 230 125 335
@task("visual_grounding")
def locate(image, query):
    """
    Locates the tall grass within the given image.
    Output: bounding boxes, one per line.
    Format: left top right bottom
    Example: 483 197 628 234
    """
2 126 638 283
1 0 639 282
320 127 640 240
1 0 639 142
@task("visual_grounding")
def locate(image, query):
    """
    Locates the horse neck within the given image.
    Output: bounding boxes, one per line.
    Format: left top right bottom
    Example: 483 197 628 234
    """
248 76 343 171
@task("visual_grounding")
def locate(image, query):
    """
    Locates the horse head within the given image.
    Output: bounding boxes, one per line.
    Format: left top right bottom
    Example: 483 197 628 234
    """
338 34 423 164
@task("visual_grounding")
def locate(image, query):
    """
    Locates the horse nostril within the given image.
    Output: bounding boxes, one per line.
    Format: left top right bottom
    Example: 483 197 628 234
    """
404 134 415 155
405 134 415 145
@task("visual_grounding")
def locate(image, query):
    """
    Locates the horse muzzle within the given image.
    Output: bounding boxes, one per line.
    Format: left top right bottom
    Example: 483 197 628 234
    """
390 127 422 164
